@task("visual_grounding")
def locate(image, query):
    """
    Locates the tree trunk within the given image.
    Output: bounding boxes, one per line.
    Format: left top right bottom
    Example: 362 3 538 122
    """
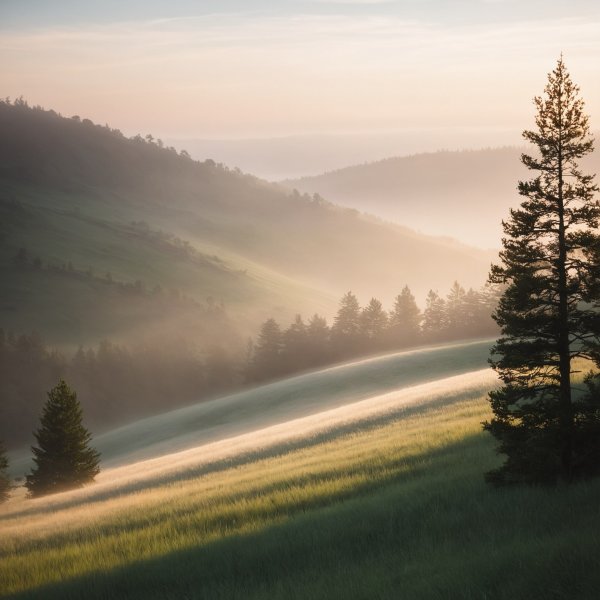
556 141 573 482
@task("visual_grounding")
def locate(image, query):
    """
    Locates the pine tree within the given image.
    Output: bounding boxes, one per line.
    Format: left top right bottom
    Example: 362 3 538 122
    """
282 315 309 372
305 314 331 367
445 281 467 338
422 290 447 341
0 440 10 503
25 379 100 497
359 298 388 349
388 285 421 348
247 318 283 382
331 292 362 357
484 57 600 485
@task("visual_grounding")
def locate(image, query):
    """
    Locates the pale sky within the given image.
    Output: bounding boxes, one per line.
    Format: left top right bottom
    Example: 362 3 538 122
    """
2 1 600 140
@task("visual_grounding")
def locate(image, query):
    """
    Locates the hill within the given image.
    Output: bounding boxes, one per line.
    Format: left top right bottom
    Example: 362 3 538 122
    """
7 339 492 473
2 340 599 599
0 100 493 350
283 146 600 248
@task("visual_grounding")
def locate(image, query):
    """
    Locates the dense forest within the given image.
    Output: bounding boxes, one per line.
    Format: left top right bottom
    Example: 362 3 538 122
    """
0 281 498 449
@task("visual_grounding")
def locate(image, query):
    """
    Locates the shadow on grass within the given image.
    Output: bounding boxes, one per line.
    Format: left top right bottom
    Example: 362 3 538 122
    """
4 431 503 600
9 427 600 600
0 387 486 523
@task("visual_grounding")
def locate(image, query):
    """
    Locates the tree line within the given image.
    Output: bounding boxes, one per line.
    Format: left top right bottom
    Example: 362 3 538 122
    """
246 282 500 383
0 331 240 450
0 281 499 451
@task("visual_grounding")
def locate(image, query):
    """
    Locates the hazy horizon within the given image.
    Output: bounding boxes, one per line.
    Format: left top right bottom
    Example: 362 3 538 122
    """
165 127 524 181
2 1 600 145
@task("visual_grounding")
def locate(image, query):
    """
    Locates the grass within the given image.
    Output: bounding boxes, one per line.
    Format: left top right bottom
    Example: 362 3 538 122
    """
2 381 600 599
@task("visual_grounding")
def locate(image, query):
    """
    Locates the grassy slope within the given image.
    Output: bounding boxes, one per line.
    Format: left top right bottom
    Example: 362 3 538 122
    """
7 339 492 475
2 363 599 599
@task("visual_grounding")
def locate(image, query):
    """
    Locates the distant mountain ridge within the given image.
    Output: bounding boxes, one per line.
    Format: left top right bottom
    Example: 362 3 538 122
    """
282 143 600 248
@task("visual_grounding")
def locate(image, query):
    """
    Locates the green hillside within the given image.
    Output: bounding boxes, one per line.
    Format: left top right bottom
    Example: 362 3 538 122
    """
2 360 598 599
0 100 493 348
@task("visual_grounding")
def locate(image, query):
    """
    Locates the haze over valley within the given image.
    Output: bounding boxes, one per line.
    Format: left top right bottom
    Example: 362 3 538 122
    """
2 1 600 598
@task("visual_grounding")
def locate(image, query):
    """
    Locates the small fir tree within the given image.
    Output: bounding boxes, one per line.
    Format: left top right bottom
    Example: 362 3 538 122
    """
26 379 100 497
484 57 600 485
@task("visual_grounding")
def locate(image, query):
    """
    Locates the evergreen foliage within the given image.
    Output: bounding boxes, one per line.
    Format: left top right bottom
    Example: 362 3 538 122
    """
388 285 421 347
331 292 362 356
0 440 10 503
422 290 447 340
484 57 600 485
248 319 284 381
359 298 388 348
25 380 100 497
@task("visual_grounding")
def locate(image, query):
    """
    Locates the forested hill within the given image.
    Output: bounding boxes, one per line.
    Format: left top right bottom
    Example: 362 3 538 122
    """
0 99 493 349
282 147 526 248
282 143 600 248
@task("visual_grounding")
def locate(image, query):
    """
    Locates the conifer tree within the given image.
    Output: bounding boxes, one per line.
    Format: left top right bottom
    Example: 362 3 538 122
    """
248 318 283 381
485 57 600 484
422 290 446 340
331 292 362 356
388 285 421 347
305 314 331 367
445 281 467 338
26 379 100 497
0 440 10 503
282 315 309 372
359 298 388 348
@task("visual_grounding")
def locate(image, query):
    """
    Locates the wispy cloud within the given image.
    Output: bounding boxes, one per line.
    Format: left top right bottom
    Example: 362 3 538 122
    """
1 11 599 137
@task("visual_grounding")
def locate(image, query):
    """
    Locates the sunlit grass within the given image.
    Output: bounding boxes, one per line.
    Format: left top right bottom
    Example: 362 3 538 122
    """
1 370 599 599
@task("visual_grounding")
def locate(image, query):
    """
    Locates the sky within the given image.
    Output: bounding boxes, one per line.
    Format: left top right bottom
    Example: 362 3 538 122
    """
2 1 600 143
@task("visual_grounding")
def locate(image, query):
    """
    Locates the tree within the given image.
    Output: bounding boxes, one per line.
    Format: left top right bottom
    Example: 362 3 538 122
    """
282 315 309 373
247 318 283 382
331 292 362 357
422 290 446 340
388 285 421 348
305 314 331 367
0 440 10 503
359 298 388 349
484 57 600 485
445 281 467 338
25 379 100 497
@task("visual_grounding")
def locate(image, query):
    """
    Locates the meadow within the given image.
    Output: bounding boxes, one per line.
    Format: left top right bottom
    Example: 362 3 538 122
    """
2 346 598 599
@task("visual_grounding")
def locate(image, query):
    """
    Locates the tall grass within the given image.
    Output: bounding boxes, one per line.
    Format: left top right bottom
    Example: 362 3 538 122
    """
2 385 600 599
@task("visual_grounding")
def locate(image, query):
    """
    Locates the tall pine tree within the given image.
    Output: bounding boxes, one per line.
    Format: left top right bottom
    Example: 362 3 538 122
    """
26 379 100 497
485 57 600 485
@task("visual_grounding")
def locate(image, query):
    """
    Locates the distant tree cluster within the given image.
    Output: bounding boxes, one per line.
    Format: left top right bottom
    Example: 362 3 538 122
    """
246 283 500 383
0 331 241 450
